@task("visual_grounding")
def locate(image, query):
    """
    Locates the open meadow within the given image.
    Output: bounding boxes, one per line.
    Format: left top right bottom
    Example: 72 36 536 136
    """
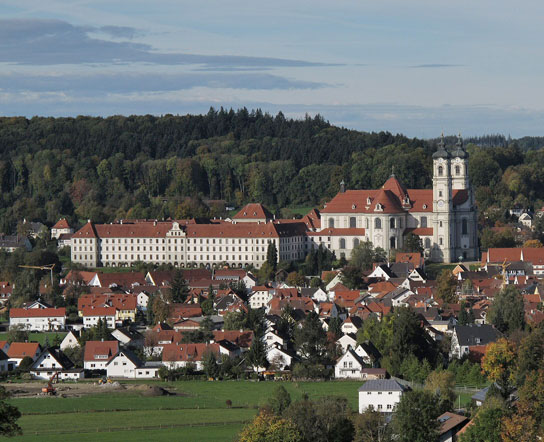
6 380 363 441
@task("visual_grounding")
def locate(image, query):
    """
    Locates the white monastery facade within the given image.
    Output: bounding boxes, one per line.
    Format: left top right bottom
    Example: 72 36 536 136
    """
71 136 477 268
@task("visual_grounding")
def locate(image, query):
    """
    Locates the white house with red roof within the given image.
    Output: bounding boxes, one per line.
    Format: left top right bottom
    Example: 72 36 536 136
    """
8 342 41 366
9 308 66 331
162 343 220 370
81 306 116 329
83 341 119 370
319 135 478 263
51 218 74 239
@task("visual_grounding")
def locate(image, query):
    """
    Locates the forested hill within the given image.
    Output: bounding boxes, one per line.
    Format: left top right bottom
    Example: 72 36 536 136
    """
0 108 543 234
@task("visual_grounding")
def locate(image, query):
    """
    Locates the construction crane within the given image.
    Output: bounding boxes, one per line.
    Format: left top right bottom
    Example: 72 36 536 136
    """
42 372 59 395
18 264 55 286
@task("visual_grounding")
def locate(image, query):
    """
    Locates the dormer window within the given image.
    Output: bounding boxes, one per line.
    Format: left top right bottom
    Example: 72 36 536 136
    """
375 203 383 212
422 204 427 209
352 204 356 210
366 197 372 205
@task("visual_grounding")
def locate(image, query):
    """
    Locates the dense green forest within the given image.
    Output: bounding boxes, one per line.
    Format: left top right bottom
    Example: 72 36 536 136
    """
1 108 544 235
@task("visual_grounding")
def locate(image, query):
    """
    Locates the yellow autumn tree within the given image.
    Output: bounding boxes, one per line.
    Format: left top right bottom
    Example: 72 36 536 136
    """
481 338 517 397
523 239 543 248
238 410 302 442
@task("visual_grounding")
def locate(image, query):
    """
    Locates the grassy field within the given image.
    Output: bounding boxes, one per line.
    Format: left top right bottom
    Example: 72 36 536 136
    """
0 332 67 345
7 379 475 441
8 380 362 441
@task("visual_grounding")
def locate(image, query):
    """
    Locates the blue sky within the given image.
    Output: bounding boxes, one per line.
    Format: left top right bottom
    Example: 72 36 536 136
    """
1 0 543 137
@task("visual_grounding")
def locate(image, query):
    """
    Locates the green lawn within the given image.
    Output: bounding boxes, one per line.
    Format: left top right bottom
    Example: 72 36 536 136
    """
0 332 67 346
12 380 362 414
12 423 243 442
8 380 363 441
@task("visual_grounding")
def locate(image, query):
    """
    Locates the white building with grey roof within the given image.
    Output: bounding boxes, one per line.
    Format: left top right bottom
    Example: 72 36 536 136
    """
358 379 407 413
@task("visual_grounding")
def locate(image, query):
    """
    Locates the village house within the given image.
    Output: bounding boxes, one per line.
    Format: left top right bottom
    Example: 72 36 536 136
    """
83 341 119 370
161 343 220 371
9 307 66 331
51 218 74 239
106 349 160 379
450 324 502 359
29 347 84 380
81 306 116 329
7 342 41 367
60 330 80 351
358 379 407 413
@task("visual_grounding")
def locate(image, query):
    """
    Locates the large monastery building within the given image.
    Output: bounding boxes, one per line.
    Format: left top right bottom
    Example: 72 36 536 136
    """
71 135 478 268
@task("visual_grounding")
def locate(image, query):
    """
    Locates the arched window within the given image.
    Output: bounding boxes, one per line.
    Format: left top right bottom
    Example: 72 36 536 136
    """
390 218 395 229
425 238 431 248
375 218 382 229
365 218 369 229
390 237 396 249
462 218 468 235
349 217 357 228
340 238 346 249
328 218 335 228
420 216 427 228
353 238 360 248
438 166 443 176
455 165 461 175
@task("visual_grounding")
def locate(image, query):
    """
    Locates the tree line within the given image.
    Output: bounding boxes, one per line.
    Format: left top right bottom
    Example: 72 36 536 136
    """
2 110 544 245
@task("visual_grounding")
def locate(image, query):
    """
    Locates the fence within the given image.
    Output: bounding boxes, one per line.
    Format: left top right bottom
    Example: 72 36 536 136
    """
28 420 252 436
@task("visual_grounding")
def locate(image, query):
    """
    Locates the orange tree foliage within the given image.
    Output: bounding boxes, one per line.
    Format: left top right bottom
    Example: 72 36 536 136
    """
501 370 544 442
522 239 543 248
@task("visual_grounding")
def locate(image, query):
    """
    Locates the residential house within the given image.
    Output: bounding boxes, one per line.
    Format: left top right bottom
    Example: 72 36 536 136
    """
83 341 119 370
106 349 160 379
9 308 66 331
30 347 84 380
358 379 407 413
0 349 14 372
336 333 357 353
81 307 116 329
60 330 80 351
0 234 32 252
162 343 220 371
335 348 367 379
267 343 296 371
7 342 41 366
438 412 469 442
51 218 74 239
450 324 502 359
111 327 144 348
249 286 274 309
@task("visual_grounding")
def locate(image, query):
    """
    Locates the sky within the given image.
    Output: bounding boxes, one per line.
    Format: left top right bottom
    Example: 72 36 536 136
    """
1 0 543 138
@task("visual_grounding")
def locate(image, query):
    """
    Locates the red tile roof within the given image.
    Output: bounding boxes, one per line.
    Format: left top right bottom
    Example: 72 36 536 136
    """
232 203 273 221
10 307 66 318
52 218 70 229
95 272 146 288
405 227 433 236
78 294 137 311
84 341 118 362
7 342 40 358
162 343 219 362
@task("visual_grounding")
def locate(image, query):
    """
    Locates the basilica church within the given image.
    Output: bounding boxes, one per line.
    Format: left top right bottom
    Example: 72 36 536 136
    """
72 135 478 269
320 135 479 263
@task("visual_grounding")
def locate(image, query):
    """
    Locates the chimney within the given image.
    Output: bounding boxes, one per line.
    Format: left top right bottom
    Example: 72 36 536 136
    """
340 180 346 193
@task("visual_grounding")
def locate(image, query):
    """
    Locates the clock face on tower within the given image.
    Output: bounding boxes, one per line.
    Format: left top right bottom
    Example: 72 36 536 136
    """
438 200 444 208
